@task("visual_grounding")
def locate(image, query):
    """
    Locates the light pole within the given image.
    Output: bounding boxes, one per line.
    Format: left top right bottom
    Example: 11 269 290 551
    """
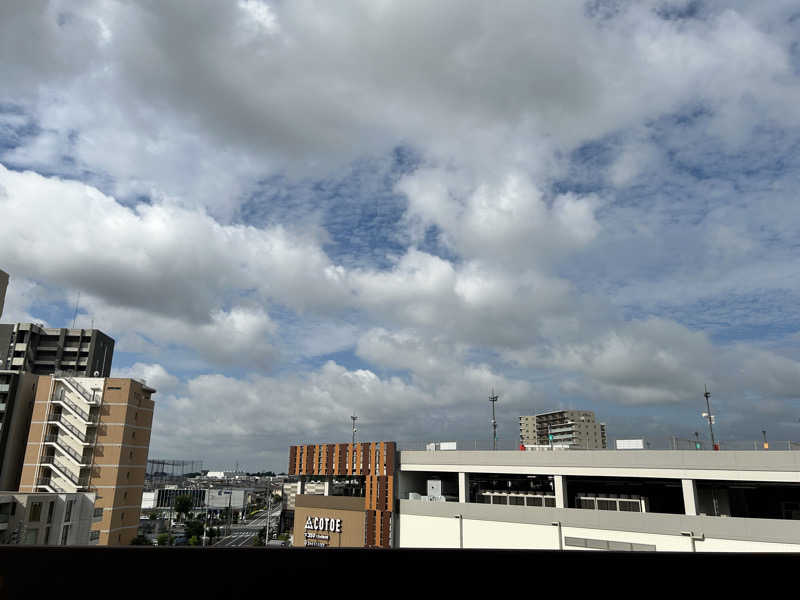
762 430 769 450
702 385 717 450
551 521 563 550
681 530 703 552
489 390 499 450
264 485 272 546
454 514 463 549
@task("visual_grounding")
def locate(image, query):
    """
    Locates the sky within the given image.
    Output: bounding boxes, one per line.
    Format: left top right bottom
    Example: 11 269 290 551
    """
2 0 800 471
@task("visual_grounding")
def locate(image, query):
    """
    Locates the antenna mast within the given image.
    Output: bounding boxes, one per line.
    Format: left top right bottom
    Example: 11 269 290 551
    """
351 413 358 446
489 389 499 450
71 291 81 329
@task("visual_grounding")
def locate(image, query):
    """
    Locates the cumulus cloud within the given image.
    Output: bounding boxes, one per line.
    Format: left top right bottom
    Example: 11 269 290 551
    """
3 2 800 467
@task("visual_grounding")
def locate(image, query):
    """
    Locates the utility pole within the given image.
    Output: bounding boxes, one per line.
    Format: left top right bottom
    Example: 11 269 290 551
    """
702 385 717 450
489 390 499 450
351 413 358 445
265 485 272 546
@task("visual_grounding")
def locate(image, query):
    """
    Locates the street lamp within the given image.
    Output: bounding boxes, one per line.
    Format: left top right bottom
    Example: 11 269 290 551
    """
454 514 463 549
680 530 704 552
551 521 563 551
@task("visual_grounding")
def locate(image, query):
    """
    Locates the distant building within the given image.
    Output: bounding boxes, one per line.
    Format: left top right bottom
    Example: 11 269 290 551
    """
0 323 115 377
519 410 608 449
0 270 8 319
18 375 156 545
0 491 99 545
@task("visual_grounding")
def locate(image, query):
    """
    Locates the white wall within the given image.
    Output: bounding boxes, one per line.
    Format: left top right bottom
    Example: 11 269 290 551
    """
398 514 800 552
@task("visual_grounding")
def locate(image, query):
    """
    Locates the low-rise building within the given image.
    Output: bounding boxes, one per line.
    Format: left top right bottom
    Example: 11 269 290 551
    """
0 491 99 545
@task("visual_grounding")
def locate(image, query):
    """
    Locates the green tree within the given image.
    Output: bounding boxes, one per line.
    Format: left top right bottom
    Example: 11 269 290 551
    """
156 532 171 546
185 520 204 539
188 536 201 546
173 495 193 522
130 535 149 545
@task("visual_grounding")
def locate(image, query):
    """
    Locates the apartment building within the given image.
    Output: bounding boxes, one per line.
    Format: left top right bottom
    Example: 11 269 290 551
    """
0 323 114 377
18 375 156 545
0 491 99 545
0 269 7 319
520 410 607 449
0 371 40 490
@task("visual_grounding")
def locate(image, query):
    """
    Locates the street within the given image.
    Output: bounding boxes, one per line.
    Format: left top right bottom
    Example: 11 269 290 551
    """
212 507 281 547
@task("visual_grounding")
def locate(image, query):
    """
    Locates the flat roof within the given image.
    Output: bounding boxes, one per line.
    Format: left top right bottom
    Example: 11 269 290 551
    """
399 449 800 483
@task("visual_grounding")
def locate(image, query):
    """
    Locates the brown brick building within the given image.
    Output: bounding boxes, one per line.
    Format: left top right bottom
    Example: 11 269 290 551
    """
289 441 396 548
18 376 155 545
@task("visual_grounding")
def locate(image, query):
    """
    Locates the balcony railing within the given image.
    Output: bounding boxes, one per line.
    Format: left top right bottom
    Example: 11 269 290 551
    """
52 387 96 423
44 434 87 465
56 376 97 405
37 476 68 494
48 413 94 444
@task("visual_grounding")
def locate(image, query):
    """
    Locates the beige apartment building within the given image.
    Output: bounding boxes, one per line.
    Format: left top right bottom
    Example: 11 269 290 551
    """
520 410 607 449
18 375 155 545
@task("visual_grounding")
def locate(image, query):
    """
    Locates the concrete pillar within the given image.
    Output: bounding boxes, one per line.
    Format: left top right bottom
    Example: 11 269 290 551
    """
682 479 698 516
554 475 567 509
323 477 330 496
458 472 469 503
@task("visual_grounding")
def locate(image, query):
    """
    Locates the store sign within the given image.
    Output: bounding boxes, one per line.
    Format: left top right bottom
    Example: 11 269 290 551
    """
304 516 342 533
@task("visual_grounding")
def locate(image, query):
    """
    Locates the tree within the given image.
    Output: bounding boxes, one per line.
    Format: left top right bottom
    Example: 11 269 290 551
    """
130 535 150 545
185 520 204 539
148 511 158 520
173 495 193 522
156 533 171 547
188 536 201 546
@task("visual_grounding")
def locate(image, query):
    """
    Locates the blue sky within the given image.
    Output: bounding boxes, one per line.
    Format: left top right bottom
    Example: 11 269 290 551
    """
2 1 800 470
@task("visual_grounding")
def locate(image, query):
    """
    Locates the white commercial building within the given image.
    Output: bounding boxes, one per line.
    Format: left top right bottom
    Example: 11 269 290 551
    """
397 449 800 552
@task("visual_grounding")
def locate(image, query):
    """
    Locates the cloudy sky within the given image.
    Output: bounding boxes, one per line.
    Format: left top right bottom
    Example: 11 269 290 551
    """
2 0 800 470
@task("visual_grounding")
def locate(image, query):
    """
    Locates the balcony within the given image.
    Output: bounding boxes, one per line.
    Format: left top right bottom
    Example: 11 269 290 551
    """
47 413 94 445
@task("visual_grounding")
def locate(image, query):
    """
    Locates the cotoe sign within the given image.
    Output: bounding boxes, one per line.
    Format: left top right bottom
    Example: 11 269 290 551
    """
304 516 342 533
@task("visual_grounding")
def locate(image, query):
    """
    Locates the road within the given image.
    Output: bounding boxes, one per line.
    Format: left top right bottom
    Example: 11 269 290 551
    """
212 508 281 547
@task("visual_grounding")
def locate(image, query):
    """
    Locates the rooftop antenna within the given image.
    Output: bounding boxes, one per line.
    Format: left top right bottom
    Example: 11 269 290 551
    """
71 291 81 329
489 389 499 450
702 384 717 450
351 413 358 445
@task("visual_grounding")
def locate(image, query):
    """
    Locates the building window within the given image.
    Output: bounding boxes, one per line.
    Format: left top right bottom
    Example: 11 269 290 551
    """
24 529 38 545
47 501 54 524
64 500 74 522
29 502 42 522
60 525 71 545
